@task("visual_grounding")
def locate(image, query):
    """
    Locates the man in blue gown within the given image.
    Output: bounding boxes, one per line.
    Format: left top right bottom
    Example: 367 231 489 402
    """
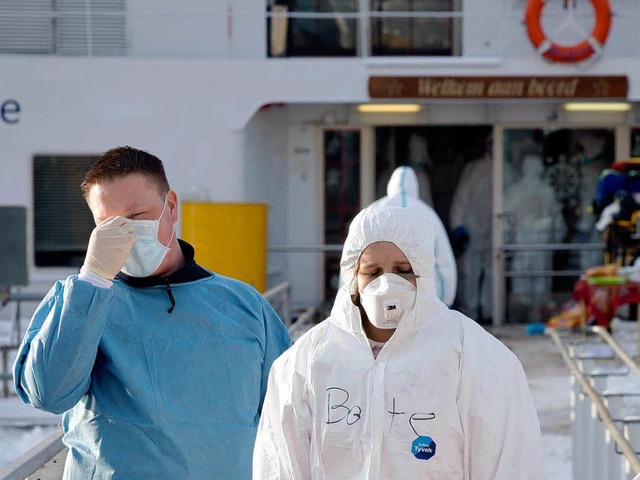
13 146 291 479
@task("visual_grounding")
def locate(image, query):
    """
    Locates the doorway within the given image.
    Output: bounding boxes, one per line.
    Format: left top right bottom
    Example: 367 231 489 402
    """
323 129 361 302
375 125 493 320
501 127 615 323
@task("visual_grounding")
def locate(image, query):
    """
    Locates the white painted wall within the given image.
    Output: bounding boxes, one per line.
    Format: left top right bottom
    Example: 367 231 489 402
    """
125 0 265 58
229 0 267 58
285 124 322 309
462 0 507 57
242 105 290 289
3 46 640 307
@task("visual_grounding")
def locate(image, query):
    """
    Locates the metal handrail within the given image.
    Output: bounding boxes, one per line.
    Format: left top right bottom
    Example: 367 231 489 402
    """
268 244 343 253
548 328 640 475
262 281 289 299
1 8 639 19
287 306 317 343
0 427 63 480
592 326 640 377
1 289 49 346
501 243 605 278
503 270 585 278
502 242 606 252
0 345 18 398
0 10 529 20
263 281 290 326
2 290 48 303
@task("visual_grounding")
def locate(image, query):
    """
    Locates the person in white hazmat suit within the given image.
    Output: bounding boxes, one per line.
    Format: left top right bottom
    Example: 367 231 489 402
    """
370 166 457 306
504 155 563 297
450 153 493 322
253 204 542 480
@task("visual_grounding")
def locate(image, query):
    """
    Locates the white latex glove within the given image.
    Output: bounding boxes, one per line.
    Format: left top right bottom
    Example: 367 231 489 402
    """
82 216 136 280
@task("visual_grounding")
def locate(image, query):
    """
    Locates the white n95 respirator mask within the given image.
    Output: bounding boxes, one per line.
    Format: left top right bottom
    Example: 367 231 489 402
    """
359 273 417 329
121 196 174 277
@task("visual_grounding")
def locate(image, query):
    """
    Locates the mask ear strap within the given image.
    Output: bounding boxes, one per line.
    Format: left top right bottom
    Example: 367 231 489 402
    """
165 224 176 248
159 194 169 219
158 194 175 249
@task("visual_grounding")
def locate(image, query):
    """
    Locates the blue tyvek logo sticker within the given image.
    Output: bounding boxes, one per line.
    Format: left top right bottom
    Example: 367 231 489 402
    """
412 436 436 460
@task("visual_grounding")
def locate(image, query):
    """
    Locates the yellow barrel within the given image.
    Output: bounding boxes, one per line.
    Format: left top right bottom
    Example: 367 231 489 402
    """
181 202 268 292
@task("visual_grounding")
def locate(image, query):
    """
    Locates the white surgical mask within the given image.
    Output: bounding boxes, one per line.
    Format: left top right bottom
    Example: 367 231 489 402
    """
359 273 417 329
121 196 174 277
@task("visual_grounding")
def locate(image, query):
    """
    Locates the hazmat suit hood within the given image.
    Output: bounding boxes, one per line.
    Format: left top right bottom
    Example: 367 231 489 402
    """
332 204 444 336
386 166 419 199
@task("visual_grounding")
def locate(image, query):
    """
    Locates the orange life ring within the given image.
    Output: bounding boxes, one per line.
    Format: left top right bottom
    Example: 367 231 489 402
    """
524 0 612 63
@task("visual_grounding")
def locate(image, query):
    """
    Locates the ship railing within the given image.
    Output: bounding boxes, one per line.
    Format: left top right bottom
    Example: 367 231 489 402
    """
549 326 640 480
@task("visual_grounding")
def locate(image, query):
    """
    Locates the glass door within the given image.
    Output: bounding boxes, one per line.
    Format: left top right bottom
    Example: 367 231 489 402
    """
323 129 361 301
375 125 492 321
502 128 615 323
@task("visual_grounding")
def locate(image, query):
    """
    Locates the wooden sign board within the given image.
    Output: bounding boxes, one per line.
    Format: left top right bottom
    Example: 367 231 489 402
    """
368 76 628 99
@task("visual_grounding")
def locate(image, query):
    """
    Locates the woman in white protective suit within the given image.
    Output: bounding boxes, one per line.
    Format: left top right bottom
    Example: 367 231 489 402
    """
253 204 542 480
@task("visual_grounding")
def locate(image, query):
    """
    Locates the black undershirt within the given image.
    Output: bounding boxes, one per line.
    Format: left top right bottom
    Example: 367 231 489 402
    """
115 239 211 313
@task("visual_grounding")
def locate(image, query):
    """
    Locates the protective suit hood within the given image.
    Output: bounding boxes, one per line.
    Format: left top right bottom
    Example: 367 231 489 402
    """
386 166 419 199
333 204 443 335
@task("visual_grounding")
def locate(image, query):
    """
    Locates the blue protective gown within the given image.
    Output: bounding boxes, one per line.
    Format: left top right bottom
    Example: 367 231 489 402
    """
13 261 291 479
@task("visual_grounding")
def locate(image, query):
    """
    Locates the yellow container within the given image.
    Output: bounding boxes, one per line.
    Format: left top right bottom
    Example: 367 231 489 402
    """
181 202 268 292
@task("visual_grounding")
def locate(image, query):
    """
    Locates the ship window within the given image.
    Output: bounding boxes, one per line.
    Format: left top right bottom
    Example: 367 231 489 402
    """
371 0 457 56
55 0 126 56
267 0 358 57
0 0 53 54
33 155 96 268
0 0 126 56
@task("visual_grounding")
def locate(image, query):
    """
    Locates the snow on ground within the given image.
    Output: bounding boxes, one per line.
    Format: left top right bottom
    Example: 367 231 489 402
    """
0 396 60 470
0 425 58 469
0 312 61 472
491 324 573 480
